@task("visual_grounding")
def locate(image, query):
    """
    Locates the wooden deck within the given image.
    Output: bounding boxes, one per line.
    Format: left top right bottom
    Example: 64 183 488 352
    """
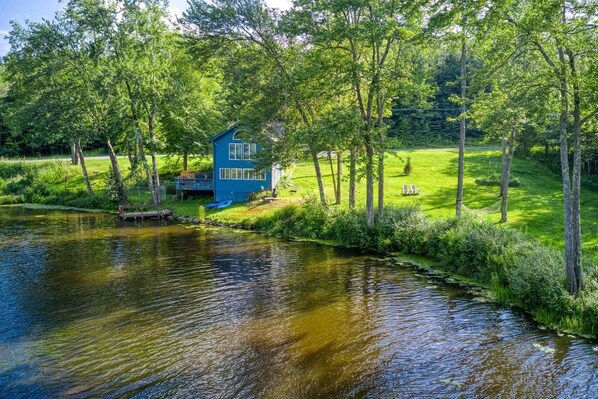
118 204 172 221
175 176 213 192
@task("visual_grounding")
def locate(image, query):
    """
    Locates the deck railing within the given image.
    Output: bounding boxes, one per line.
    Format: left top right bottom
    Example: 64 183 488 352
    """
175 176 214 191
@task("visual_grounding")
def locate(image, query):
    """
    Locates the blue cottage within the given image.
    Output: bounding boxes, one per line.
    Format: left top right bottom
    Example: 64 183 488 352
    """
211 125 283 202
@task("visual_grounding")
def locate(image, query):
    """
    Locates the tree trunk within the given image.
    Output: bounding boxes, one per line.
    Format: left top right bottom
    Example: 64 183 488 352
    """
151 152 160 202
183 150 189 171
76 139 94 196
499 126 515 223
568 49 583 295
71 143 79 166
148 114 161 203
349 148 357 209
310 147 326 205
328 151 340 204
377 97 385 218
337 151 342 205
557 46 576 296
106 138 127 203
377 150 385 218
456 36 467 219
137 133 159 205
127 138 139 171
365 139 375 227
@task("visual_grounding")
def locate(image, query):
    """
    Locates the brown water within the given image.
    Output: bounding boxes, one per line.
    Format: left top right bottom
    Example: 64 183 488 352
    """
0 206 597 398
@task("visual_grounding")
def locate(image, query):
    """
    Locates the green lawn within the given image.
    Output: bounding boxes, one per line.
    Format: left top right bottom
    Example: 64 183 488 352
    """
283 149 592 251
13 148 598 259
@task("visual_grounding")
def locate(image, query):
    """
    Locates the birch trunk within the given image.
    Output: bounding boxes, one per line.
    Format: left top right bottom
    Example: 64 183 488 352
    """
557 46 576 296
106 138 127 203
71 143 79 166
337 151 342 205
349 148 357 209
456 36 467 219
310 147 326 205
76 139 94 196
499 127 515 223
365 139 375 227
568 49 583 295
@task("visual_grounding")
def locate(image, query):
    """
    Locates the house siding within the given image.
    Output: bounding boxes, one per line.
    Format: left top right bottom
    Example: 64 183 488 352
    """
212 128 274 202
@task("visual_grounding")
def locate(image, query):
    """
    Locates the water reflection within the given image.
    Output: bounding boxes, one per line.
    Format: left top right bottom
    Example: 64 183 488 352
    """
0 206 597 398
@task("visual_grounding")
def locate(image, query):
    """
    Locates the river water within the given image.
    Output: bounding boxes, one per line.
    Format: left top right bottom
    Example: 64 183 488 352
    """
0 206 597 398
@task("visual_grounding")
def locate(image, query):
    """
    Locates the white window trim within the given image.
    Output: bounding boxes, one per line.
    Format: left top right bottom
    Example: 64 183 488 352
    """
256 170 267 181
243 168 255 180
231 168 243 180
229 143 243 160
219 168 230 180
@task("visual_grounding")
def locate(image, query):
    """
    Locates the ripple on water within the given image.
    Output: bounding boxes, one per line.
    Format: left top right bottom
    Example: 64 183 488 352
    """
1 207 598 398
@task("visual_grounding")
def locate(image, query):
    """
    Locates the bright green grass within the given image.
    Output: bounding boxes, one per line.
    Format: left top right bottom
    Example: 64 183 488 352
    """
10 149 598 260
276 149 598 258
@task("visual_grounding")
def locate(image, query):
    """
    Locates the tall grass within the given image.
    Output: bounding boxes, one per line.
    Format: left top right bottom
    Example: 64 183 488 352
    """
251 201 598 337
0 162 116 210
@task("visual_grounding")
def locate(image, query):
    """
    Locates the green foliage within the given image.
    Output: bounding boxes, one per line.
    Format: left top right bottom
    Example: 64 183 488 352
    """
41 190 115 210
403 156 412 176
253 199 329 239
198 206 206 224
0 195 24 205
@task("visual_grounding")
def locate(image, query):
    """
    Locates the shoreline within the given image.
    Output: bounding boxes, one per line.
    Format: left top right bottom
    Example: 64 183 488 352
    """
5 202 597 340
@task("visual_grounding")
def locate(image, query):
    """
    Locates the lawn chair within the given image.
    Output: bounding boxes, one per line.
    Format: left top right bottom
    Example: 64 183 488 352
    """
402 184 409 196
410 184 420 195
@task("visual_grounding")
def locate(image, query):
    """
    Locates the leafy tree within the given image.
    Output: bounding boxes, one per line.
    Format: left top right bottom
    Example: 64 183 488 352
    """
292 0 425 225
501 0 598 296
184 0 351 205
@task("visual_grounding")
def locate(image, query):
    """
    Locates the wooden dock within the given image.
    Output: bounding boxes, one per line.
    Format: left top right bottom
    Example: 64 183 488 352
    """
118 204 172 221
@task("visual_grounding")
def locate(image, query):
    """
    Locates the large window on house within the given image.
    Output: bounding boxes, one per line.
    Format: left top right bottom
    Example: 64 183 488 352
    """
243 143 257 160
243 169 255 180
219 168 230 179
229 143 243 160
231 168 243 180
256 170 267 181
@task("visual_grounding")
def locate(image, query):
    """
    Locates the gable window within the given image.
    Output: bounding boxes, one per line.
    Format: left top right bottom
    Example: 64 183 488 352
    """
243 169 255 180
219 168 230 180
231 168 243 180
256 170 267 181
243 143 257 160
229 143 243 160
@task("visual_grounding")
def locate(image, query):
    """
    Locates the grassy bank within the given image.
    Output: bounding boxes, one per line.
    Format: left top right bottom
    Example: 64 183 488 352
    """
4 148 598 255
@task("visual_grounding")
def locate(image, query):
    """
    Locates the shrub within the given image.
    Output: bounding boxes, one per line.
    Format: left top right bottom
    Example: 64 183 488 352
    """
0 195 24 205
330 209 372 248
435 217 521 283
506 243 567 313
0 178 7 195
403 156 412 176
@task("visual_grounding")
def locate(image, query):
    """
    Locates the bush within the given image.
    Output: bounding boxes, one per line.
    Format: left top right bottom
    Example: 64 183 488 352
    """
0 195 25 205
0 178 7 195
505 242 567 312
435 217 522 283
330 209 372 248
403 156 412 176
